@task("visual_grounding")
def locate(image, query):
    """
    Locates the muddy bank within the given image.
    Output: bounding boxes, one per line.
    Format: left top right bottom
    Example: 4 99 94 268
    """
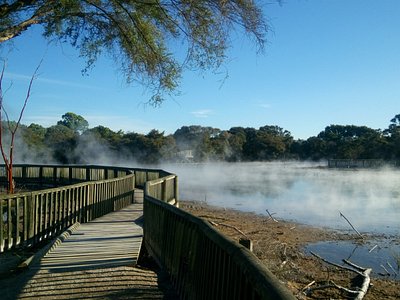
181 200 399 299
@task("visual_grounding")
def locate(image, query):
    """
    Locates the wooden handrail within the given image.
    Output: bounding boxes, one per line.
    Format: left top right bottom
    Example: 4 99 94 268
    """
1 163 294 299
142 172 295 299
0 164 174 253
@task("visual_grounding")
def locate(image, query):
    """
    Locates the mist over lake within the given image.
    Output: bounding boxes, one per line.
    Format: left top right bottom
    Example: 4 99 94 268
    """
165 162 400 235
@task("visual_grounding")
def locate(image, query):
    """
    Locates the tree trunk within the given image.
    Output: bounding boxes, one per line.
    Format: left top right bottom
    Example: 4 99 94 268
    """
7 165 14 194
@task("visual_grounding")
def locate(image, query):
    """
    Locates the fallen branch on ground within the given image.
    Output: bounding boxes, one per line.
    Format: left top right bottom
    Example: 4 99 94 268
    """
310 251 371 300
198 215 228 221
266 209 278 222
280 243 288 268
339 211 363 239
369 244 378 253
380 264 390 275
387 261 398 275
209 221 247 237
301 280 315 292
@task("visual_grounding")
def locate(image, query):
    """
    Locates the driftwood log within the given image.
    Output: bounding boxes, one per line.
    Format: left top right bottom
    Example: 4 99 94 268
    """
209 220 247 237
309 251 372 300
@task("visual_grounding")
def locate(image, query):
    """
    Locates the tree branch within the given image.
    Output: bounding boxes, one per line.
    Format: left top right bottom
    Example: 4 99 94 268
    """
0 1 54 42
0 0 39 19
13 58 42 134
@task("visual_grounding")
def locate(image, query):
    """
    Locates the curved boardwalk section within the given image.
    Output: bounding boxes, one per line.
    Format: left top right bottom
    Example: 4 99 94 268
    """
0 203 177 299
31 203 143 272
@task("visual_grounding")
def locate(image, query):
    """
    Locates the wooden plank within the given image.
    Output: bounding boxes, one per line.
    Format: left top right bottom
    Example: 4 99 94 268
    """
49 192 54 237
38 194 43 242
23 196 28 243
31 203 143 272
15 197 20 246
44 193 48 239
7 198 12 249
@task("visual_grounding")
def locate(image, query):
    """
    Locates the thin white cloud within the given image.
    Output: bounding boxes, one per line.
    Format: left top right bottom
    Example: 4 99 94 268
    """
258 103 271 109
4 72 102 90
191 109 214 118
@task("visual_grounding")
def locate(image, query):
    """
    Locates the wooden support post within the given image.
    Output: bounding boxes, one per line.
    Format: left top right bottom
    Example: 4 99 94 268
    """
53 167 57 186
86 167 91 182
174 176 179 207
23 196 28 244
162 180 167 202
22 166 27 182
239 238 253 252
14 197 20 247
69 167 73 185
7 198 12 249
39 166 43 187
0 198 3 252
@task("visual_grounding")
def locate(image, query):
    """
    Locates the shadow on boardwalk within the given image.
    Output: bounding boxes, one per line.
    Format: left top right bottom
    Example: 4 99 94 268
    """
0 203 178 299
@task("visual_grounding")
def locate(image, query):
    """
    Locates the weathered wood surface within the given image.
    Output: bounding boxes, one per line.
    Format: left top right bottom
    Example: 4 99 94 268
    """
31 203 143 271
0 203 177 299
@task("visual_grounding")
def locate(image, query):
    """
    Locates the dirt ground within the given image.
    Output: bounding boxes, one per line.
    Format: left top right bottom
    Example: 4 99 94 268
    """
181 200 399 300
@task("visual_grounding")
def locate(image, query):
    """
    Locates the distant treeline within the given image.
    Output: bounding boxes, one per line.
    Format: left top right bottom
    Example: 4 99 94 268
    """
8 112 400 164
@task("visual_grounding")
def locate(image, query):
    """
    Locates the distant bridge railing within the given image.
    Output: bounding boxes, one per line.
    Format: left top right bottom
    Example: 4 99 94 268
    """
328 159 399 168
0 164 175 253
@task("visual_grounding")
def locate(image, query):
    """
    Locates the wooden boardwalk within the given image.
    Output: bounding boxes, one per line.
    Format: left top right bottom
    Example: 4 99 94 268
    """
31 203 144 272
0 203 178 299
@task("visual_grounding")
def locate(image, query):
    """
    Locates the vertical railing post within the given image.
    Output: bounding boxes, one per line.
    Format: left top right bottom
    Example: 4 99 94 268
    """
33 194 39 245
39 166 43 187
104 167 108 180
69 167 73 184
7 198 12 249
0 198 4 252
86 167 91 182
174 176 179 205
53 166 57 186
144 181 150 198
22 195 28 245
162 179 167 202
22 166 27 182
15 197 21 246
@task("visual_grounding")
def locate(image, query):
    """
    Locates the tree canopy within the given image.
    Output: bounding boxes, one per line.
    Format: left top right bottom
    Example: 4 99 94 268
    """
15 112 400 164
57 112 89 133
0 0 268 104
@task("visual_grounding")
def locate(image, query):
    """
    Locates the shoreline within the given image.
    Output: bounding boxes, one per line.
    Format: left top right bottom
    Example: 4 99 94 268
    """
180 200 400 299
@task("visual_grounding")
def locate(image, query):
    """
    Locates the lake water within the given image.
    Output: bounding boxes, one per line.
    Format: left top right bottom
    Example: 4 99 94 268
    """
166 162 400 235
164 161 400 279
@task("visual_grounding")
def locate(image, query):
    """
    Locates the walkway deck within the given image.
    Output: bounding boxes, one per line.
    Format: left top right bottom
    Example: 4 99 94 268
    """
0 203 178 299
32 203 144 272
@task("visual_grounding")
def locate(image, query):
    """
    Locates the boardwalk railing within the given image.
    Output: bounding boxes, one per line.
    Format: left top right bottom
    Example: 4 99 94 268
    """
2 164 294 299
328 159 399 168
0 164 171 253
143 178 295 299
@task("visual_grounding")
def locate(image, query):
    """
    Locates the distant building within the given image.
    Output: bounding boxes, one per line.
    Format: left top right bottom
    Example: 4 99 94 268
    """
175 150 194 162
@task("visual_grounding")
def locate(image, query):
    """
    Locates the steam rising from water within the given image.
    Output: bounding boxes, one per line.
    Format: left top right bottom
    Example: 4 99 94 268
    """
14 129 398 236
165 162 400 235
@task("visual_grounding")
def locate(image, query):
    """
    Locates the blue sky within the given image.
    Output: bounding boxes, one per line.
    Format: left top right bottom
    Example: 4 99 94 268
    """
1 0 399 140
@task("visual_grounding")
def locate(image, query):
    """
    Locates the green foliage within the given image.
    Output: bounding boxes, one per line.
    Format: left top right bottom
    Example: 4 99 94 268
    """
0 0 268 104
44 124 78 163
57 112 89 133
22 123 45 147
13 112 400 164
385 114 400 159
